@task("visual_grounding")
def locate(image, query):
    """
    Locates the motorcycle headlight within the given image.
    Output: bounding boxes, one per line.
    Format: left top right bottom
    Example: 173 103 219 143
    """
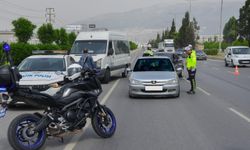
166 79 178 85
95 59 102 68
130 79 141 85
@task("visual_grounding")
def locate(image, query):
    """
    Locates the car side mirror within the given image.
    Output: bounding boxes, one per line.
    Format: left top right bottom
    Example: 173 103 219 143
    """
108 48 114 56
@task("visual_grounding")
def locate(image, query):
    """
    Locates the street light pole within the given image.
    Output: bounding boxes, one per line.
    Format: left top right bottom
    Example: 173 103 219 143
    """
219 0 223 52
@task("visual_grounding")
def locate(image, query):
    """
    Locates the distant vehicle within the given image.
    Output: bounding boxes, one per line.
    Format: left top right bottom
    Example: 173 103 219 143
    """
158 39 175 53
12 55 76 106
70 31 131 83
224 46 250 67
128 57 180 98
196 50 207 60
154 51 184 78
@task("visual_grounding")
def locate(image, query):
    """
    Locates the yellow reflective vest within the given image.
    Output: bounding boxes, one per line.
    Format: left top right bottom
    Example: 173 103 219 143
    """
186 50 197 70
143 50 153 56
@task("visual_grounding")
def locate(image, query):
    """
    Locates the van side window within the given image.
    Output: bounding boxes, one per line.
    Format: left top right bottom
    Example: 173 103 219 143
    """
114 41 129 54
108 41 113 50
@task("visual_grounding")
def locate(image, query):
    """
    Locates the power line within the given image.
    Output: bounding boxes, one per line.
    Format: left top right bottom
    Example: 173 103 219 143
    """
0 0 44 13
0 7 43 20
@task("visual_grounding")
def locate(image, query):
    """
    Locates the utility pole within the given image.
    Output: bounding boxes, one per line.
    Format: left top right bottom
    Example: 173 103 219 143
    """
219 0 223 52
45 8 55 24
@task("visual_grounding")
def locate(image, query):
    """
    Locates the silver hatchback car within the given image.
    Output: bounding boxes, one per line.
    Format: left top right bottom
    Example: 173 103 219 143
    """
129 56 180 98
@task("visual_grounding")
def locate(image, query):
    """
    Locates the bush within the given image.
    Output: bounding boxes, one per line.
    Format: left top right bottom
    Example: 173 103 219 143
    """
36 44 61 50
204 49 219 55
232 40 249 46
129 41 138 50
204 42 230 51
0 43 68 65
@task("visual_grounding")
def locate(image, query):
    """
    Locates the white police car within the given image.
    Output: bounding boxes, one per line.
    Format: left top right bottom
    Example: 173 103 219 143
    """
18 55 76 92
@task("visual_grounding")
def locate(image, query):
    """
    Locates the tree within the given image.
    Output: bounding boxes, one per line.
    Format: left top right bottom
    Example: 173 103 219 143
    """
223 16 238 43
12 17 36 43
37 23 55 44
192 18 200 41
156 33 161 44
54 28 69 46
238 0 250 46
175 12 195 48
68 32 77 46
169 19 177 39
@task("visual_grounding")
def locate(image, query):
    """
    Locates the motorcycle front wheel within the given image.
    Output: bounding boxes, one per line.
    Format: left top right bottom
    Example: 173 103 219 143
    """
8 114 46 150
92 106 116 138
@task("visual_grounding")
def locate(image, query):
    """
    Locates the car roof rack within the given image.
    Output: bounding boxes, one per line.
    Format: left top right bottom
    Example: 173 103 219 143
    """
32 50 68 55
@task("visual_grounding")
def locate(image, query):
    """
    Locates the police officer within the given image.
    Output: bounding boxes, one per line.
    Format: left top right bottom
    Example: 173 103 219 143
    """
185 45 197 94
79 48 96 70
143 44 154 56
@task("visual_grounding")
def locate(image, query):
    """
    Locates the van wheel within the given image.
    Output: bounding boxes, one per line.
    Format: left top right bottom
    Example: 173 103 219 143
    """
122 67 128 78
103 69 110 84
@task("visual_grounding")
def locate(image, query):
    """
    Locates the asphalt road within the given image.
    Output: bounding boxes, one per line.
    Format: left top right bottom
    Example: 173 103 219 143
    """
1 52 250 150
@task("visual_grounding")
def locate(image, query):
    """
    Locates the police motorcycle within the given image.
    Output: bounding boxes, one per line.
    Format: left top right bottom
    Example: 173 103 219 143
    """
0 43 116 150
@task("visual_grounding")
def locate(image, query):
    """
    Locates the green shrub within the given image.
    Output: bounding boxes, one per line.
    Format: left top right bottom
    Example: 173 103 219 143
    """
36 44 61 50
129 41 138 50
204 49 219 55
204 42 230 51
232 40 249 46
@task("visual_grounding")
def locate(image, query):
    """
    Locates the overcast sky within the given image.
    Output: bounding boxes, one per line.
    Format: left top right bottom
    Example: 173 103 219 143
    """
0 0 246 31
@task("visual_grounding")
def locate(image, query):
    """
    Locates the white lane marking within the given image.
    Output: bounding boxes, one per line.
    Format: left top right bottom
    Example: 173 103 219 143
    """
229 108 250 123
63 79 120 150
184 79 211 96
208 59 224 62
197 87 211 96
100 79 120 105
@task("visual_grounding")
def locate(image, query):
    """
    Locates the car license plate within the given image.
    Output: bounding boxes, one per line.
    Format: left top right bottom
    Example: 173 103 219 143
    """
242 61 249 64
145 86 163 91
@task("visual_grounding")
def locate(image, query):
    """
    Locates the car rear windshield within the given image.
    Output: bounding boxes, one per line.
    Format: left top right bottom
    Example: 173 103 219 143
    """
70 40 107 54
232 48 250 54
18 58 65 71
133 58 174 72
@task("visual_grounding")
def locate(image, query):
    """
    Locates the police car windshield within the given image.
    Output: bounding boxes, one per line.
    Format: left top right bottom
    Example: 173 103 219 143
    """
133 58 174 72
232 48 250 54
18 58 66 71
70 40 107 54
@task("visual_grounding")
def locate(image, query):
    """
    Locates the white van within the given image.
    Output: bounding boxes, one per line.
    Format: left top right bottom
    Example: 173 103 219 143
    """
224 46 250 67
70 31 131 83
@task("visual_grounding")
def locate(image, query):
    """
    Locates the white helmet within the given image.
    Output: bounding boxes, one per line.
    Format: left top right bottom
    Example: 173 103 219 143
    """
184 46 191 51
67 64 82 76
188 44 192 49
147 44 152 48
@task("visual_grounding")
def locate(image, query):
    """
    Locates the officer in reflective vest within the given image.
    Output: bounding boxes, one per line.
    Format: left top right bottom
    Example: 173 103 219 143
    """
143 44 154 56
185 45 197 94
